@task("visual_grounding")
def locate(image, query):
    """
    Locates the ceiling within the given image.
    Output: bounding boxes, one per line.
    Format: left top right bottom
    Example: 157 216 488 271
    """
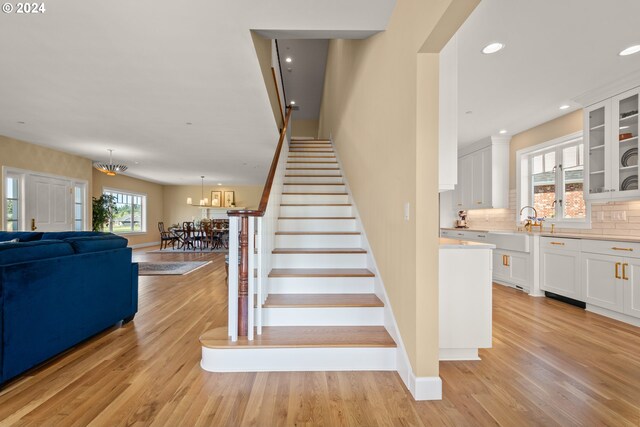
457 0 640 146
0 0 395 185
279 40 329 121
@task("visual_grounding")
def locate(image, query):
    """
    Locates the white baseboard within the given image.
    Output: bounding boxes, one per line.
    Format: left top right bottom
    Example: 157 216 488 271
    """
409 374 443 401
129 241 160 249
586 304 640 327
439 348 480 361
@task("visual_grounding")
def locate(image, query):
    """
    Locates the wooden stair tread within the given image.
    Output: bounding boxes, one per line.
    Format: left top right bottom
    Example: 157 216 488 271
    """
200 326 395 349
280 203 351 206
273 247 366 254
287 161 338 164
283 192 348 195
278 216 355 220
263 294 382 308
275 231 360 235
284 183 344 185
268 268 375 278
285 175 343 177
286 168 340 170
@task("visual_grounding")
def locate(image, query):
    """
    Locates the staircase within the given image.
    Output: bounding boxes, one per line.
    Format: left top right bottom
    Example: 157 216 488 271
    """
200 139 397 372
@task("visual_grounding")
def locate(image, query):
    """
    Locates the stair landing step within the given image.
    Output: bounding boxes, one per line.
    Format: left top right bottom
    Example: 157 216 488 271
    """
269 268 374 278
273 247 366 254
264 294 383 308
200 326 395 349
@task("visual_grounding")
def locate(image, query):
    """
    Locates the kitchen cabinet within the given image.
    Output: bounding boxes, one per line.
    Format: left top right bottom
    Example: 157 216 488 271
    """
623 258 640 317
581 252 624 312
493 249 530 291
452 136 509 210
585 86 640 201
540 237 582 300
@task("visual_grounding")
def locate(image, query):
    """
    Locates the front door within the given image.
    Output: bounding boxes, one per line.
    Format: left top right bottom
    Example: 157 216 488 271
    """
26 174 73 232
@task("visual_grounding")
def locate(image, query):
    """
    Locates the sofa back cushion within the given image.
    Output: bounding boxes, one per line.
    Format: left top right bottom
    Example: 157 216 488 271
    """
65 235 128 254
41 231 110 240
0 240 74 265
0 232 44 242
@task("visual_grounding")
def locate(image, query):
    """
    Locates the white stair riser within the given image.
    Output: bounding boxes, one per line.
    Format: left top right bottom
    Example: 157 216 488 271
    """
201 347 396 372
260 307 384 326
284 176 344 184
272 253 367 268
285 163 339 169
275 234 361 248
280 205 352 217
285 169 342 176
283 185 346 193
268 277 374 293
288 152 335 157
282 194 349 204
278 219 356 232
289 148 334 152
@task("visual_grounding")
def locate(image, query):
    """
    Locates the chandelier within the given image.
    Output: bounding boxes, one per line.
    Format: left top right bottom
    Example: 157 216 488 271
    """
94 149 128 176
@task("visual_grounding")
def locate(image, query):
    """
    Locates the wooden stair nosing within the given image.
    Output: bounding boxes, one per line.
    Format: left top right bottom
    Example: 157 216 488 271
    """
285 175 343 177
282 192 348 195
268 268 375 278
275 231 361 235
284 183 344 186
272 247 367 254
286 168 340 170
278 216 356 220
200 326 396 349
262 293 382 308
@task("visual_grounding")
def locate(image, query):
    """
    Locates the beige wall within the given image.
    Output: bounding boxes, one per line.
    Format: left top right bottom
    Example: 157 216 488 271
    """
291 119 319 138
318 0 478 377
251 32 283 130
162 185 263 226
0 135 93 231
509 110 583 189
92 170 164 246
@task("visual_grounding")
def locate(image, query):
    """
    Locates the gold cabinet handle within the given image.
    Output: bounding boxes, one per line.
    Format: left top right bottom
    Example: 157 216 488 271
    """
615 262 621 279
31 218 37 231
623 263 629 281
550 242 565 246
505 255 510 267
612 247 633 252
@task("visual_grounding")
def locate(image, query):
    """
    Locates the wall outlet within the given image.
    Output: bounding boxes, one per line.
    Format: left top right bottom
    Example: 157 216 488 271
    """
612 211 627 221
404 202 410 221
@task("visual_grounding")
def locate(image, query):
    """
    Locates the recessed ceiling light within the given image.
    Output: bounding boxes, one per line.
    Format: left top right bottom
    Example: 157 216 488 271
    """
285 57 292 63
481 42 505 54
619 45 640 56
465 111 473 115
620 126 630 130
186 122 192 125
218 183 222 186
559 104 570 110
17 121 25 124
290 100 296 105
499 129 507 134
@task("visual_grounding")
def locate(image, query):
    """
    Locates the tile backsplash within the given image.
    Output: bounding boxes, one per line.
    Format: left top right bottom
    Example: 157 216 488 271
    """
463 190 640 237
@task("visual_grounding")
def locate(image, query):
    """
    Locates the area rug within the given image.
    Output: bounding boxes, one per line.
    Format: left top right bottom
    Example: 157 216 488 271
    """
147 248 227 254
138 261 211 276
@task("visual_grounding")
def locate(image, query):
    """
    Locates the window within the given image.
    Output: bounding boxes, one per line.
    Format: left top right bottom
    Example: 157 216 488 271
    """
5 174 21 231
518 133 588 226
103 189 146 234
74 184 86 231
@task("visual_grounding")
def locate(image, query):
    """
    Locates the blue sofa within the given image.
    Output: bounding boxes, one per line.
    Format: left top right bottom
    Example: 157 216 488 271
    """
0 231 138 385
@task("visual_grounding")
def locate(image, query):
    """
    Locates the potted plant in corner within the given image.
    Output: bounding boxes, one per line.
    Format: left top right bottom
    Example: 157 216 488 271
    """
92 194 119 232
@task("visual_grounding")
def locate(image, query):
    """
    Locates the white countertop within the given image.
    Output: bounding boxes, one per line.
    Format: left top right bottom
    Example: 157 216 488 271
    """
442 227 640 243
439 238 496 249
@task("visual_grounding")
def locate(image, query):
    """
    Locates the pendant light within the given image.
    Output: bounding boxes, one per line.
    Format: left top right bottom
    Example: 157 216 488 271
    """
94 149 128 176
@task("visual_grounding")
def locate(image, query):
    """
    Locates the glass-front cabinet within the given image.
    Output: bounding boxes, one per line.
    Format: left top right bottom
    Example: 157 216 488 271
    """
585 87 640 201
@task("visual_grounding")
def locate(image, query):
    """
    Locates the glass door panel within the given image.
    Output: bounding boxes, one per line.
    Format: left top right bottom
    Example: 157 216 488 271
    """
587 105 607 195
617 92 639 195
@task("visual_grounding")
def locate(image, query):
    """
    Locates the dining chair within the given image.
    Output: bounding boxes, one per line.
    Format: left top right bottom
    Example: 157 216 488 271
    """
158 222 176 250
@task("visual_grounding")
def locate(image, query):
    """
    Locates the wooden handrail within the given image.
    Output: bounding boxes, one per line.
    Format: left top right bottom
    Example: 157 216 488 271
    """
228 105 293 218
271 67 285 127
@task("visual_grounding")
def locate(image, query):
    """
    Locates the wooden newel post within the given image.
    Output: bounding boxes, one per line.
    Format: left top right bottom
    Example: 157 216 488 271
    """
238 215 249 336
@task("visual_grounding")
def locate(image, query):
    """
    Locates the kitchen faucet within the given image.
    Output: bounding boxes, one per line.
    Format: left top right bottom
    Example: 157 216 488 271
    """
519 205 543 232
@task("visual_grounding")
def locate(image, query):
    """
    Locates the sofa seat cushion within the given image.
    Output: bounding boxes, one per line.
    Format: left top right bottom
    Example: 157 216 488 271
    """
41 231 111 240
0 232 44 242
65 235 127 254
0 240 74 265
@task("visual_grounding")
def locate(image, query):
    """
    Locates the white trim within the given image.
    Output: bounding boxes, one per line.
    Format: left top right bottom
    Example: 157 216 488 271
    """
586 304 640 327
329 137 443 401
439 348 480 361
129 241 160 249
102 187 148 234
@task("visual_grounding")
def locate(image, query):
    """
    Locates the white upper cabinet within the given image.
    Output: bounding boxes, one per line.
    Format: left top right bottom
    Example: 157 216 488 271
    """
438 35 458 192
453 136 510 210
585 87 640 201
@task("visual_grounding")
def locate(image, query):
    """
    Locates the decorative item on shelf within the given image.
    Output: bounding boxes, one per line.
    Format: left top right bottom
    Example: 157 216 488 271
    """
93 149 128 176
211 191 222 207
621 147 638 167
619 133 633 141
621 110 638 119
621 175 638 191
455 210 468 228
224 191 235 208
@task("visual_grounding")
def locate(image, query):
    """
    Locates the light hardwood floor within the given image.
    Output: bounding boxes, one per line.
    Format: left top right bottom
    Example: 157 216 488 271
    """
1 248 639 426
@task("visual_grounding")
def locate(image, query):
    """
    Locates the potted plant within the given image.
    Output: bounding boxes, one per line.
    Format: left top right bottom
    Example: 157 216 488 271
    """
92 195 119 232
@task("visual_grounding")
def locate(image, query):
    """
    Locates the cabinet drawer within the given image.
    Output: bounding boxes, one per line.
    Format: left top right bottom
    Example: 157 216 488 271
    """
540 237 580 252
581 239 640 258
